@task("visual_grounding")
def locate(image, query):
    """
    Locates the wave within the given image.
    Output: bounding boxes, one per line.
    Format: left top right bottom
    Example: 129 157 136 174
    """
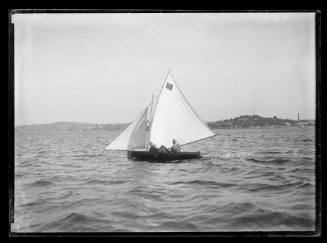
296 182 314 190
246 157 290 164
86 178 126 185
27 179 54 187
72 154 104 159
36 212 113 232
239 181 312 193
261 171 278 177
285 150 294 154
223 210 315 230
219 202 257 214
300 156 314 161
158 220 199 231
111 211 139 220
60 212 93 223
171 180 236 189
21 199 47 207
208 152 253 159
49 191 75 202
290 203 314 210
128 188 167 201
15 173 24 178
18 159 37 167
259 151 282 154
36 150 48 156
290 168 314 174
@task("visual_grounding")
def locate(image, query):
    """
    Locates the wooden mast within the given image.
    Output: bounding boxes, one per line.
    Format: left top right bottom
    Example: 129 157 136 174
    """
145 94 155 150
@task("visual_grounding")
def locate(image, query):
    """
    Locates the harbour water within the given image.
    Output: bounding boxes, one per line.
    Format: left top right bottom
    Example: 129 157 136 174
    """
12 126 316 232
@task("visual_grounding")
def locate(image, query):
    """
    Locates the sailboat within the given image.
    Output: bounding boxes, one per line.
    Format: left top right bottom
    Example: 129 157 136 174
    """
105 71 216 161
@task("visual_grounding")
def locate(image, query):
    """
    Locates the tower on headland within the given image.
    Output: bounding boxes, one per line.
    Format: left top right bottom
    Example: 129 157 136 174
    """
251 90 255 116
298 113 300 121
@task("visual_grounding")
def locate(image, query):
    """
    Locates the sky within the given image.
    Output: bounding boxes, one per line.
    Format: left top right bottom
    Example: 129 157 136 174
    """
13 13 316 126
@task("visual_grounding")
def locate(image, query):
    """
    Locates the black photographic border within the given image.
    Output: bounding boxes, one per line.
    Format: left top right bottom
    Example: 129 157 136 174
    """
7 9 323 238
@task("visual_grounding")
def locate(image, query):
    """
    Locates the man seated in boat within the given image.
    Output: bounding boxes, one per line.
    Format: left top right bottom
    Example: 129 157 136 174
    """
158 145 170 153
149 142 159 154
149 142 170 154
170 139 181 153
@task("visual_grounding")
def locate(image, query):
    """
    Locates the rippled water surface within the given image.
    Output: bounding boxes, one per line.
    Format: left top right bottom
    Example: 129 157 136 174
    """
13 127 315 232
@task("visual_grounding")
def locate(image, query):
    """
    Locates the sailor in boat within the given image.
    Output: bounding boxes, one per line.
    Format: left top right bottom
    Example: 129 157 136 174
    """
149 142 170 154
170 139 181 153
159 145 170 153
149 142 158 154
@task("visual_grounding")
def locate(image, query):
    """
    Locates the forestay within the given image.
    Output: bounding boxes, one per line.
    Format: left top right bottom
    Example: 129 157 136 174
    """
150 73 215 148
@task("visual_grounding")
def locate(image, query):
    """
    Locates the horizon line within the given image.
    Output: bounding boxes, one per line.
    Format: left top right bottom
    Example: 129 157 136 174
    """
14 114 316 127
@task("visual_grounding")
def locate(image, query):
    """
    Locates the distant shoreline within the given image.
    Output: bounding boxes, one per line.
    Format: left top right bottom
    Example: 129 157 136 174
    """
207 114 315 129
15 115 315 131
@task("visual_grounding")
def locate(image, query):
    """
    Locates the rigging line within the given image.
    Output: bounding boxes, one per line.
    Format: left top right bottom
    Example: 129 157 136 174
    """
149 95 154 121
146 96 154 150
179 134 218 147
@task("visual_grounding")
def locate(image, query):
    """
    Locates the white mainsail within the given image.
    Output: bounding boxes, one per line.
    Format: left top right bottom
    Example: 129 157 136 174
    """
105 106 149 150
150 73 215 148
106 71 215 151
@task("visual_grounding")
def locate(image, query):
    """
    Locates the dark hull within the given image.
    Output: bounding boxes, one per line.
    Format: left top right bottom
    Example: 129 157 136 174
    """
128 151 201 162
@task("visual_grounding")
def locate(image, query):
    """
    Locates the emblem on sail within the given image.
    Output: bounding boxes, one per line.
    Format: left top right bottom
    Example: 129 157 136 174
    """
106 72 215 151
166 82 173 91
